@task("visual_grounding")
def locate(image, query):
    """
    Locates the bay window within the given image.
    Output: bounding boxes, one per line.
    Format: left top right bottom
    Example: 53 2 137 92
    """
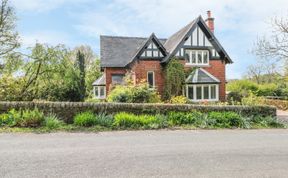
185 50 209 65
186 84 218 101
94 86 106 99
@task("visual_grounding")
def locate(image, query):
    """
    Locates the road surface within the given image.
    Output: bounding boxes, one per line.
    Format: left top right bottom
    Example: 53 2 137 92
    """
1 130 288 178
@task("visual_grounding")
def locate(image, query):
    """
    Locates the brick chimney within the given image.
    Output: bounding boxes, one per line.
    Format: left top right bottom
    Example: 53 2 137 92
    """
205 10 214 33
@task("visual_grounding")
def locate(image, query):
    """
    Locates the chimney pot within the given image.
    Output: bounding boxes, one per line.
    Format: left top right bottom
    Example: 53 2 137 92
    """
205 10 214 33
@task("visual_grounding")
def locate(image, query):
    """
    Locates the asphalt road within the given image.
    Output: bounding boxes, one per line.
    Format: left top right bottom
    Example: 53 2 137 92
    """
1 130 288 178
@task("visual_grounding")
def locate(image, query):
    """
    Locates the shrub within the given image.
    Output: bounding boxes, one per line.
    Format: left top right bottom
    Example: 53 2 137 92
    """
95 113 114 127
16 108 45 127
113 112 158 129
250 116 284 128
241 92 265 106
227 80 258 96
44 114 64 129
170 95 188 104
74 111 97 127
107 85 132 103
0 109 21 127
168 111 203 126
107 80 161 103
227 91 243 104
256 83 278 96
208 111 241 128
131 82 161 103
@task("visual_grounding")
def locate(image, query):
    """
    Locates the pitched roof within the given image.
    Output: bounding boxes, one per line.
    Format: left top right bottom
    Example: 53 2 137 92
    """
163 18 198 55
100 16 233 68
100 35 166 67
162 16 232 64
92 74 106 86
185 68 220 84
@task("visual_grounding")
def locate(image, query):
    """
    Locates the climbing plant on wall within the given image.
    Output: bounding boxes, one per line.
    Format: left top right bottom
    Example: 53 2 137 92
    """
163 58 186 100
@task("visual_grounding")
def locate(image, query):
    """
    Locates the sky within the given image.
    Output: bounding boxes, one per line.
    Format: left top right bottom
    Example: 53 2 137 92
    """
12 0 288 79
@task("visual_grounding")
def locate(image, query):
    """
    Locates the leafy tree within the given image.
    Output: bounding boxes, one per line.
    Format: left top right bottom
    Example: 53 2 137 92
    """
163 58 185 100
76 50 85 101
0 0 20 57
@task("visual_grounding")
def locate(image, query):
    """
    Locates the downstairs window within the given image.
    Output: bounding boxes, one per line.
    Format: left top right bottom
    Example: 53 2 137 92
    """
94 86 106 99
185 84 218 101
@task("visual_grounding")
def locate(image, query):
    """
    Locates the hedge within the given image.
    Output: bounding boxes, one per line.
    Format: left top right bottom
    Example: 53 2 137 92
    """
0 102 276 123
262 99 288 111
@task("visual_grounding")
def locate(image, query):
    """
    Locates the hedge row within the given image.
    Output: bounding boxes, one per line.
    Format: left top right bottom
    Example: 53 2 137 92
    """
0 102 276 123
262 99 288 111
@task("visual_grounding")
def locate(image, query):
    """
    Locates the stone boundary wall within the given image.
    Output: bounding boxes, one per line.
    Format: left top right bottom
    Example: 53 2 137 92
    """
0 102 276 123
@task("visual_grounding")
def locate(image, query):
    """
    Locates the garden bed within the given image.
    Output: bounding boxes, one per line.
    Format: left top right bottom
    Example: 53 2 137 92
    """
0 108 285 133
0 102 277 123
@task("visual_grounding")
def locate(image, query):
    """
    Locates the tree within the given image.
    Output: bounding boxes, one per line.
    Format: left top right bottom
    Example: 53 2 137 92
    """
253 16 288 72
76 50 85 101
163 59 185 100
72 45 101 98
0 0 19 57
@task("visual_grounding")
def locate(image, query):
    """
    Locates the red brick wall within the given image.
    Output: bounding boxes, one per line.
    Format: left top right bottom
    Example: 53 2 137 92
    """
203 60 226 101
130 60 165 95
104 59 226 102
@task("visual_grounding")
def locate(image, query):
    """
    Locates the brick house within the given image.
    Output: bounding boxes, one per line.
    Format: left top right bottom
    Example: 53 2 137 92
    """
93 11 233 102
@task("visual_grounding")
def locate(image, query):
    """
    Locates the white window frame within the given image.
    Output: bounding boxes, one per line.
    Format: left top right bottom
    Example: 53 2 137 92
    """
185 84 219 102
94 86 106 99
147 71 155 89
185 50 209 66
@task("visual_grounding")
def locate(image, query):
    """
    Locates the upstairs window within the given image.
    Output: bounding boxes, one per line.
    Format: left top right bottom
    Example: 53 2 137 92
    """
185 50 209 65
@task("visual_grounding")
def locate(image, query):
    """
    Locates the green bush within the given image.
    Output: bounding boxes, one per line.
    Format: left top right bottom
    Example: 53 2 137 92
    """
95 113 114 127
168 111 203 126
44 114 64 129
227 91 243 104
107 77 161 103
170 95 188 104
227 80 258 96
74 111 97 127
208 111 241 128
107 85 132 103
113 112 159 129
16 108 45 127
0 109 20 127
250 116 284 128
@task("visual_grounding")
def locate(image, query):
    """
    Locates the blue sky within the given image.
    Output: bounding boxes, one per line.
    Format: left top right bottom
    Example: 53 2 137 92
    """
12 0 288 79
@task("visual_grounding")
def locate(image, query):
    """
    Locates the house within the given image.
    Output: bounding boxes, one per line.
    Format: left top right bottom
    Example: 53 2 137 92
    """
93 11 233 102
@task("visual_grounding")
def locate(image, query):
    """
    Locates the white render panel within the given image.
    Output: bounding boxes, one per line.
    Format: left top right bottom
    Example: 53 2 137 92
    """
192 28 197 46
184 35 191 46
198 27 204 46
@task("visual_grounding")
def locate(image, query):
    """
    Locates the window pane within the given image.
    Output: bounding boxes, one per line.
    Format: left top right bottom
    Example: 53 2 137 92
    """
204 86 209 99
203 51 208 64
211 85 216 99
94 87 99 97
192 51 196 63
112 74 124 84
146 50 152 57
147 72 154 88
100 87 105 97
153 50 159 57
185 52 190 63
197 52 202 63
196 86 202 100
188 86 194 99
